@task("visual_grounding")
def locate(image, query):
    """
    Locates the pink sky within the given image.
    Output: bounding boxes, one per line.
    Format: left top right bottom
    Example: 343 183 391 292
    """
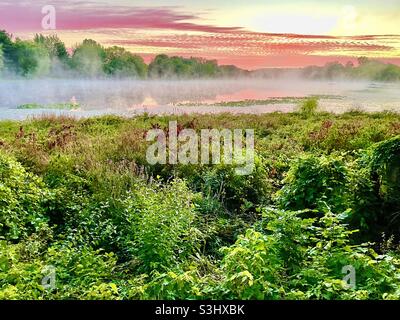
1 1 399 69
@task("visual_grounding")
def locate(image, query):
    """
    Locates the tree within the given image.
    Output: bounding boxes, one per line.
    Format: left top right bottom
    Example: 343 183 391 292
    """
148 54 174 78
34 34 69 61
0 45 4 72
70 39 106 77
0 30 17 70
13 40 51 76
354 59 387 79
375 64 400 82
103 46 147 78
218 65 244 77
323 62 346 79
357 56 370 66
148 54 222 78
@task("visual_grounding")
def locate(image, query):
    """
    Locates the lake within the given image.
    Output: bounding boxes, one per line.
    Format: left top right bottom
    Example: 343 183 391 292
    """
0 79 399 119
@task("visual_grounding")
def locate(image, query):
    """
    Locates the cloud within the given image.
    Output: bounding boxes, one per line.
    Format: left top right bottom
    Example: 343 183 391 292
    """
108 32 397 56
105 31 399 68
0 2 242 33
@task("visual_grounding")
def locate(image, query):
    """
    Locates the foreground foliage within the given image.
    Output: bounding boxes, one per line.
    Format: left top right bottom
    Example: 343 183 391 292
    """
0 110 400 300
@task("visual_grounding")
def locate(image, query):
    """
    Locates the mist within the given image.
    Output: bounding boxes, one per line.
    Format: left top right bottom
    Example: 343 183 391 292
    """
0 77 399 120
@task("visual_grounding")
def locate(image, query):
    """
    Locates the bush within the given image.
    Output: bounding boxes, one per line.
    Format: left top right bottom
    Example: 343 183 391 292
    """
298 98 318 116
277 153 350 212
0 152 50 241
219 228 284 299
347 136 400 239
184 155 272 215
123 179 200 272
349 136 400 238
370 136 400 205
217 208 400 300
0 240 118 299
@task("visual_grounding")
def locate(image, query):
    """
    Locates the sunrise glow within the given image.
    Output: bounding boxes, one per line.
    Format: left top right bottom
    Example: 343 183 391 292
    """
1 0 399 69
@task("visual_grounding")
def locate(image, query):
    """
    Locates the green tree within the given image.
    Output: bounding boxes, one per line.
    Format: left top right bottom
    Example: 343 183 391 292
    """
218 64 245 77
0 45 4 72
0 30 16 70
70 39 106 77
193 58 219 77
148 54 174 78
323 62 346 79
354 58 387 79
149 54 222 78
13 40 51 76
375 64 400 81
103 46 147 78
34 34 69 61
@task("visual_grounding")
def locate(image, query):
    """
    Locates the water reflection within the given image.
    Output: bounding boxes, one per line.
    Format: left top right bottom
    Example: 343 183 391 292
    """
0 79 399 119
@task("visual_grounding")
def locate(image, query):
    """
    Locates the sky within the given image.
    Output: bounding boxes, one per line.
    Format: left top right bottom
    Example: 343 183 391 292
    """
1 0 400 69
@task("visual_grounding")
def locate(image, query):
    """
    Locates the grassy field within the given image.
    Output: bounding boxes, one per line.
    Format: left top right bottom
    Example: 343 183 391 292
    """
1 106 400 299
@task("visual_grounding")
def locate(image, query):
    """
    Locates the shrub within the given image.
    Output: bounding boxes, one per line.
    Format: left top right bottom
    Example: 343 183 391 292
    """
0 241 118 299
348 137 400 239
217 208 400 300
185 155 272 215
370 136 400 205
298 98 318 116
123 179 200 272
219 228 284 299
131 257 219 300
0 152 50 240
277 153 350 212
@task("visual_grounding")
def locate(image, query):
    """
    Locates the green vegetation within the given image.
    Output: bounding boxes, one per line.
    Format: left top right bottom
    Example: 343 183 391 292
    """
0 45 4 71
148 54 244 78
69 39 107 77
298 97 318 116
0 30 242 79
12 39 51 77
302 58 400 81
1 109 400 300
103 46 147 78
16 103 80 110
34 34 69 63
177 95 342 107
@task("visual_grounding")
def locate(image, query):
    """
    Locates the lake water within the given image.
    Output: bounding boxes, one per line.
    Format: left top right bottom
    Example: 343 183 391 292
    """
0 79 399 120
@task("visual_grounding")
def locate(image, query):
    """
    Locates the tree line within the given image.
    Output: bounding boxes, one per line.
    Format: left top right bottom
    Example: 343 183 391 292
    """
253 57 400 82
1 29 399 81
301 57 400 82
0 30 245 79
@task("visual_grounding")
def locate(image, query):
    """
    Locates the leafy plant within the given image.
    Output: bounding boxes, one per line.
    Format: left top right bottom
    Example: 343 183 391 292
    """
277 153 350 213
123 179 200 272
0 152 50 240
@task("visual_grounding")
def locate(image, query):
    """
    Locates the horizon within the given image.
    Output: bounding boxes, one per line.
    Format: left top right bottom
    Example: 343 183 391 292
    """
1 0 399 69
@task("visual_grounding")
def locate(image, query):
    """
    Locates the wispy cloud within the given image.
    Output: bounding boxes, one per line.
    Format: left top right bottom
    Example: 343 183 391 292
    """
109 32 395 54
0 2 242 33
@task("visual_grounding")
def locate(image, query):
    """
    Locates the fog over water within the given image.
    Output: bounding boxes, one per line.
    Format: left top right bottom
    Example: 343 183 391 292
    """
0 78 399 120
